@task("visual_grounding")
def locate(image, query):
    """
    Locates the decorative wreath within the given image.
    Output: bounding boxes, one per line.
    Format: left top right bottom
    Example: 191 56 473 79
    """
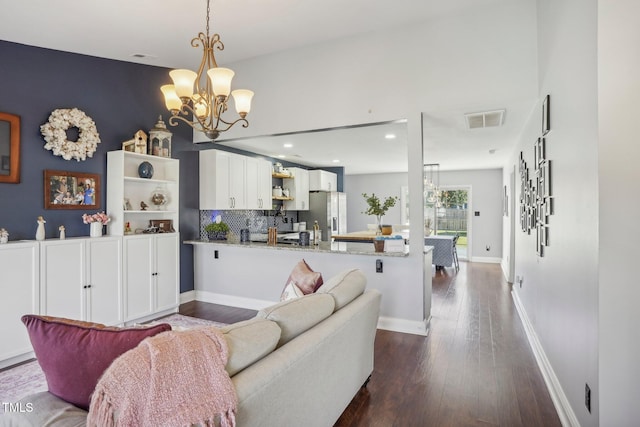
40 108 101 161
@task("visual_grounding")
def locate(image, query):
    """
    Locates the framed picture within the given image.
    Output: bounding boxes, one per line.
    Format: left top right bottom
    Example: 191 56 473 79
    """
44 170 100 210
542 94 550 135
0 112 20 184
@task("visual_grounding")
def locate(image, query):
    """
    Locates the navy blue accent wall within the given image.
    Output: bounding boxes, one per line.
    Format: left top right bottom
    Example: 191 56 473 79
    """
0 41 199 293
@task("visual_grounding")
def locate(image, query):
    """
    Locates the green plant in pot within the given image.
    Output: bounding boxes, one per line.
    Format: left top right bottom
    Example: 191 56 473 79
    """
205 221 230 241
362 193 398 235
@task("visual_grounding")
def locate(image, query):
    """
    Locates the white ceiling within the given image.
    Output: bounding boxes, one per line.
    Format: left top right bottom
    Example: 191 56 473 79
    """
1 0 535 174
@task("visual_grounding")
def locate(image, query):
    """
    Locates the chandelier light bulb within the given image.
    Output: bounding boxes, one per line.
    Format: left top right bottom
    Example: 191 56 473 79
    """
207 67 234 98
169 69 197 99
193 95 208 118
160 85 181 112
232 89 254 117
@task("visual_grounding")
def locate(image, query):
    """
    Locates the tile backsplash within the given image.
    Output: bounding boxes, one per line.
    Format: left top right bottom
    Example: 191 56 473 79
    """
199 209 299 240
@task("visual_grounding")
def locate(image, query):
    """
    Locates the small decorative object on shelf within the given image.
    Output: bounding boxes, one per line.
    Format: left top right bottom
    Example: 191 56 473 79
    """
124 222 132 234
82 211 110 237
140 201 148 211
150 186 168 210
36 216 46 241
122 130 148 154
138 161 154 179
58 225 66 240
149 116 172 157
0 228 8 244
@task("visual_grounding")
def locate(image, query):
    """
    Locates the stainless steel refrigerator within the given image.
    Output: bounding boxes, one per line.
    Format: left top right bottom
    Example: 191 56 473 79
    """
299 191 347 241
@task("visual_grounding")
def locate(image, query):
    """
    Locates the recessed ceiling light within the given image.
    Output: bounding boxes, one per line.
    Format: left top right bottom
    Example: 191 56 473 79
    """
385 134 396 139
277 154 286 158
283 143 293 148
332 159 340 163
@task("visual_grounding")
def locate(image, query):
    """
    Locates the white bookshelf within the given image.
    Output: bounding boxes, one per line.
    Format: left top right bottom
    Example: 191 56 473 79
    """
107 151 179 235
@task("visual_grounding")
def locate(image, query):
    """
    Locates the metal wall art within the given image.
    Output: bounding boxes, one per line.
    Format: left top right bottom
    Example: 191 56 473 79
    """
520 95 553 257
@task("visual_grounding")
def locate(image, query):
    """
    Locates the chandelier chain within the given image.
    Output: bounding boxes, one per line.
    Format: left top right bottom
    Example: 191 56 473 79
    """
206 0 210 38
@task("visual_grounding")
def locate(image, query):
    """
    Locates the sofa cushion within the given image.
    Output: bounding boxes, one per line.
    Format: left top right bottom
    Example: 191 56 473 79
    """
21 315 171 410
221 318 282 376
316 269 366 311
257 293 335 347
280 259 323 300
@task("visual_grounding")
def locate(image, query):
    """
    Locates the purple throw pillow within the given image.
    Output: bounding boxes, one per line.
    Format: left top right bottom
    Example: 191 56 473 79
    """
21 315 171 410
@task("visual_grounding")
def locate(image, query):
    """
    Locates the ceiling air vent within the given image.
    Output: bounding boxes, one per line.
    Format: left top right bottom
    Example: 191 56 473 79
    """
464 109 505 129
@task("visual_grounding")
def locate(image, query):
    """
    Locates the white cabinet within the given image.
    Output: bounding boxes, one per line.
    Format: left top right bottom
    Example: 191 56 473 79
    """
309 170 337 192
200 149 272 210
0 242 39 369
107 151 179 235
246 157 272 209
200 150 246 209
284 167 310 211
123 233 179 322
40 237 122 325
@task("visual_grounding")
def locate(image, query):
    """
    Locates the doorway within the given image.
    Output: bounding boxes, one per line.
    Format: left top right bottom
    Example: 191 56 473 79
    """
428 186 471 260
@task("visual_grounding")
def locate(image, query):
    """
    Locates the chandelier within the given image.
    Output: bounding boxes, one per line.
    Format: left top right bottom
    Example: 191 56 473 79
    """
160 0 254 141
424 163 440 205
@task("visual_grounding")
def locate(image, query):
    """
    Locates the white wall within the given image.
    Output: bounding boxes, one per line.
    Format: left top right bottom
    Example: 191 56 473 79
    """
506 0 599 425
344 173 407 232
598 1 640 425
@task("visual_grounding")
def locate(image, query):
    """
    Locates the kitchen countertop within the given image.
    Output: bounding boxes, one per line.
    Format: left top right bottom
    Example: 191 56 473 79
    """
185 239 410 257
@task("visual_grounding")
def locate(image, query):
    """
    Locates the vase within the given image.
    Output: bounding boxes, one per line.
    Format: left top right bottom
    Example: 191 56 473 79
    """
138 161 154 179
90 222 103 237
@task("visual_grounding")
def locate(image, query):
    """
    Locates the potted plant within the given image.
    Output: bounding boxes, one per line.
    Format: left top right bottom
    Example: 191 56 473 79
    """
205 221 230 241
362 193 398 235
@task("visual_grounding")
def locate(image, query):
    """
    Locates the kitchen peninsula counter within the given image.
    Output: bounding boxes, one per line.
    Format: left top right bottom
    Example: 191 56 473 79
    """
185 239 410 257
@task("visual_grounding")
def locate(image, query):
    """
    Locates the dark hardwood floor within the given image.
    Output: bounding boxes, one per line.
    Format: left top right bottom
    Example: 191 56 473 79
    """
180 262 561 427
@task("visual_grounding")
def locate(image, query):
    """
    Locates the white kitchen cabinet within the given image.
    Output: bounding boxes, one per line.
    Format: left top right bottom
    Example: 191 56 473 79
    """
0 241 39 369
107 151 179 236
40 237 122 325
246 157 273 209
123 233 179 323
309 170 338 192
284 167 310 211
200 149 247 209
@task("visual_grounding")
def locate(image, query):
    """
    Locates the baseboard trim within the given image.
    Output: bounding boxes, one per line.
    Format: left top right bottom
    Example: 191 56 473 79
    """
0 351 35 370
500 260 510 282
469 256 502 264
179 290 196 304
511 290 579 427
194 290 275 311
378 316 428 336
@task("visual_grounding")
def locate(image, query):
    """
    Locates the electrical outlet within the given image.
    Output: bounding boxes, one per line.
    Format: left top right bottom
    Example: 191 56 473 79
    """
585 383 591 413
376 259 383 273
214 250 219 259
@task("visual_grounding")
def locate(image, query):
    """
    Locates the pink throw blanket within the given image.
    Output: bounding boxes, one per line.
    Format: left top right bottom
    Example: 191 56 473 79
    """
87 327 237 427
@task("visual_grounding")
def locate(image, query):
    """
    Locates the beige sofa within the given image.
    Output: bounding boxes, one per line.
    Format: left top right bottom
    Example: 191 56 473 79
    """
2 269 381 427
